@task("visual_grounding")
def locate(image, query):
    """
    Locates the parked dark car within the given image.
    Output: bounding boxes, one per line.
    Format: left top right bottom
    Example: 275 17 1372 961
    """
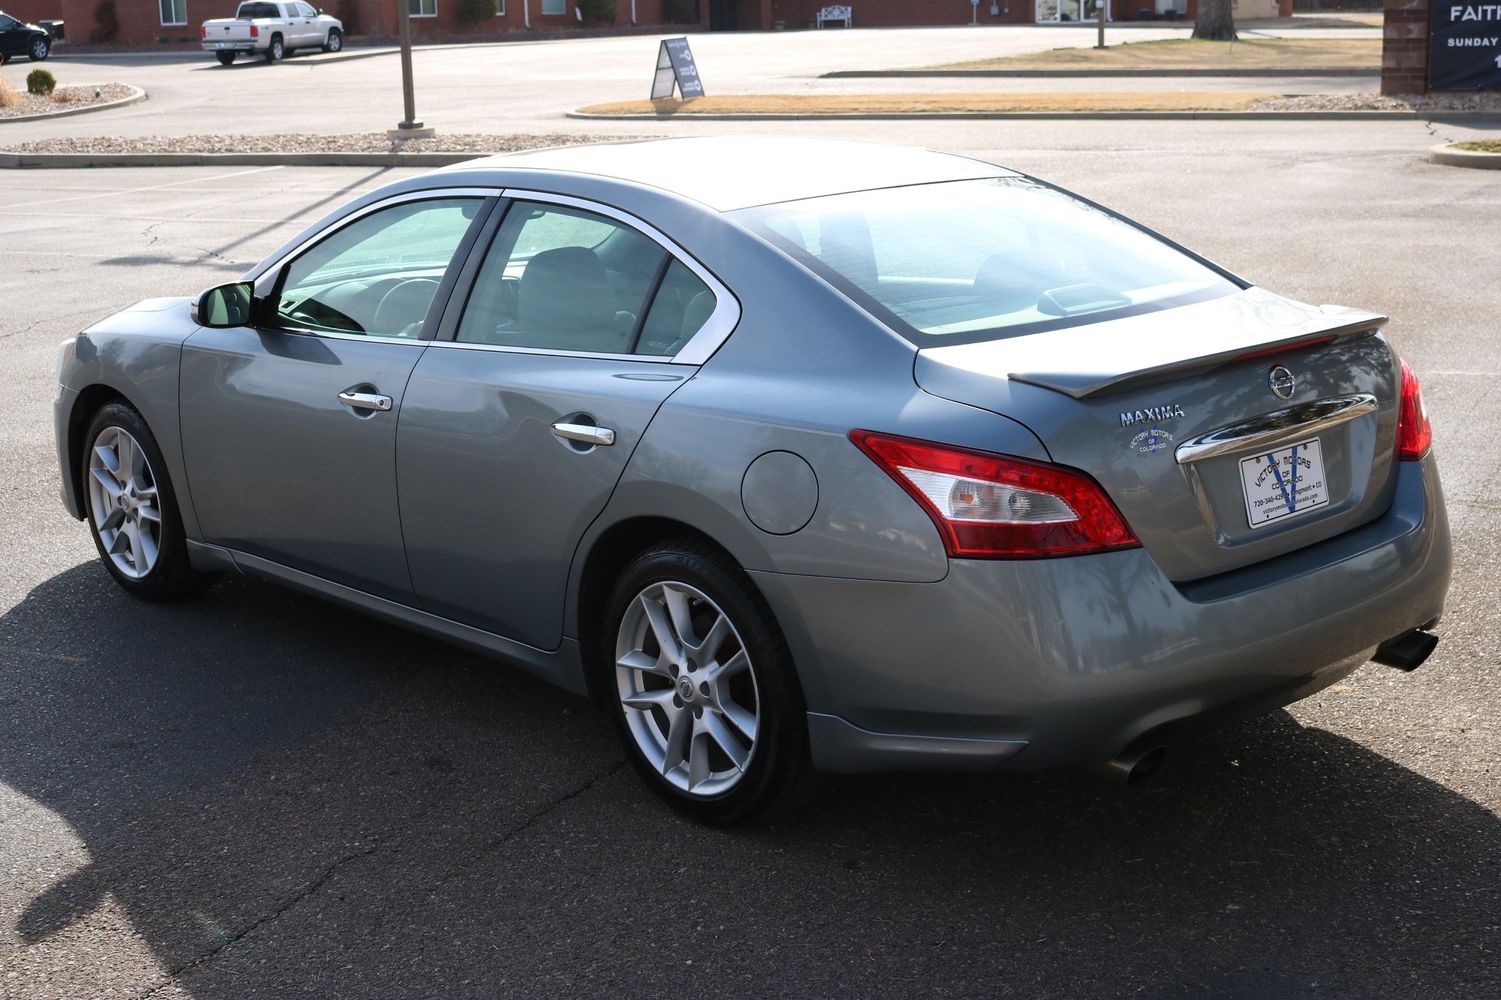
0 10 52 61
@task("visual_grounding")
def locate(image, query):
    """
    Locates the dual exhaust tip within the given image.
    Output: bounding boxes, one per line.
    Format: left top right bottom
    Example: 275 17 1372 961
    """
1097 629 1439 785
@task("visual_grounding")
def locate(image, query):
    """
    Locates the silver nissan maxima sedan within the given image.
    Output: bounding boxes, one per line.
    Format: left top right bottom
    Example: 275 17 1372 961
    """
55 138 1452 823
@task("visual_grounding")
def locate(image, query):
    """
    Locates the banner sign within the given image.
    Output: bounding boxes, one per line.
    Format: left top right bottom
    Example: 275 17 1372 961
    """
1429 5 1501 90
651 37 705 101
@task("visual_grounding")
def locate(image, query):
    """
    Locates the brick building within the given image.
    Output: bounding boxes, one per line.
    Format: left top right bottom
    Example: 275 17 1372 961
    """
4 0 1291 45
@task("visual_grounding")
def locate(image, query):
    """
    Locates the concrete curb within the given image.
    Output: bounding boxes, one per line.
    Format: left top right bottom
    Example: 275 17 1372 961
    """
0 149 487 168
823 68 1380 78
0 84 146 125
567 109 1501 122
1428 142 1501 169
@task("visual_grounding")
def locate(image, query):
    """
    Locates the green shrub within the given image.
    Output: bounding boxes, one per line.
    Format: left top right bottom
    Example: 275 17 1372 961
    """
663 0 696 23
26 68 57 96
578 0 617 22
457 0 497 21
91 0 118 43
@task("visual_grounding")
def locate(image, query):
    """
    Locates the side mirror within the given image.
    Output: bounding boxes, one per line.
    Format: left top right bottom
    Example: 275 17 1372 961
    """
193 281 254 328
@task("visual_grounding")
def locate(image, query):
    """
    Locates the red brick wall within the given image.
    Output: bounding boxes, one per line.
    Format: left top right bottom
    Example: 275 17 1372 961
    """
60 0 200 43
1381 0 1427 94
340 0 707 38
4 0 64 24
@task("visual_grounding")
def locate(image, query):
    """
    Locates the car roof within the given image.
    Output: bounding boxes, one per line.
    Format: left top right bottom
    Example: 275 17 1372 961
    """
446 137 1017 213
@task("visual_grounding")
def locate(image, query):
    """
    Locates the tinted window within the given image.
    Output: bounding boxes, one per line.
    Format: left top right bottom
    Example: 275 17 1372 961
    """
237 3 281 17
457 201 669 355
272 197 482 339
735 178 1240 345
0 15 19 30
635 261 714 357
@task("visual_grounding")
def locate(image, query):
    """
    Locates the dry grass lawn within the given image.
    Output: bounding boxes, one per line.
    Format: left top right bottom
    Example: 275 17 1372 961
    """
1454 139 1501 153
581 92 1276 116
0 77 22 110
935 37 1380 72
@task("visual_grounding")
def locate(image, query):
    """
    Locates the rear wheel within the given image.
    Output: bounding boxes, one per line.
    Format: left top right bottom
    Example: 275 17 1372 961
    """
602 539 813 825
30 36 50 61
82 403 218 601
322 28 342 53
264 35 284 62
215 50 236 65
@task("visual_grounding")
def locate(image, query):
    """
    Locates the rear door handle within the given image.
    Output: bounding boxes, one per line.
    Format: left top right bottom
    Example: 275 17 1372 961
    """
338 390 393 412
551 422 616 447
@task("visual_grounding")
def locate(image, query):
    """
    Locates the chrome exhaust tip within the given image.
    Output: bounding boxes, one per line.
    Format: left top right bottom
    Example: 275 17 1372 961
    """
1095 744 1169 786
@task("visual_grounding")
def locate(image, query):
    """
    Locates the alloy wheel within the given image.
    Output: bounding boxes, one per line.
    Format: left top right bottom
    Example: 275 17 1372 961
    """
87 425 163 580
615 581 760 796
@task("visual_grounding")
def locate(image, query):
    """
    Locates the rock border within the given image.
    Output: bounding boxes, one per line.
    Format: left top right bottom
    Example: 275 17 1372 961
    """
1428 142 1501 169
0 84 147 125
0 149 486 168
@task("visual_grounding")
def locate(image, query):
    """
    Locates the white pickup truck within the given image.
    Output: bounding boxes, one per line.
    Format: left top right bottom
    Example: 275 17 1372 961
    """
200 1 343 66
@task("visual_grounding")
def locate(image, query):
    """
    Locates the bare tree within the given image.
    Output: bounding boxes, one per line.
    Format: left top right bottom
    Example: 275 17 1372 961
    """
1192 0 1237 40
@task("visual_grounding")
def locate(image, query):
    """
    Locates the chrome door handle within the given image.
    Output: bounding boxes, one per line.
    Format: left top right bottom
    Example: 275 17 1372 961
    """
1174 393 1377 465
338 390 393 412
551 422 616 447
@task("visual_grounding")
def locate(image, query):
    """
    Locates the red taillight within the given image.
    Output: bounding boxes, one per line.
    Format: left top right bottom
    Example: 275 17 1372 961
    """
200 24 206 38
849 431 1140 559
1396 357 1432 461
250 24 260 36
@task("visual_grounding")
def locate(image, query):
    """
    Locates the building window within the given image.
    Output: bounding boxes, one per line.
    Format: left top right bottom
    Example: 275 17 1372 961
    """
409 0 438 16
496 0 505 12
160 0 188 26
541 0 564 13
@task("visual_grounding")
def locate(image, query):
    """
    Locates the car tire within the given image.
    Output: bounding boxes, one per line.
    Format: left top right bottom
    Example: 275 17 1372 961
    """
81 402 218 602
29 36 50 61
601 538 814 825
216 51 236 65
322 28 342 53
264 35 284 62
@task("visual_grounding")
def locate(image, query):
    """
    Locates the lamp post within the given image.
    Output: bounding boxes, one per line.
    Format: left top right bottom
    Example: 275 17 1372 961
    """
392 0 429 136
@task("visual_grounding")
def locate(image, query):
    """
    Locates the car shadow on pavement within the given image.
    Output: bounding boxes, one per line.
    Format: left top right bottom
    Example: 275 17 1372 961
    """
2 562 1496 998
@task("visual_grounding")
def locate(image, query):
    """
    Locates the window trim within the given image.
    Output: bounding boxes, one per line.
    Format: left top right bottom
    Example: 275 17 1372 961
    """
430 188 740 366
160 0 189 27
251 188 498 344
409 0 439 17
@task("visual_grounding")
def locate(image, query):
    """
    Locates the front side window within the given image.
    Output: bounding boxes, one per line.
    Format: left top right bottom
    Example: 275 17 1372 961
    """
541 0 565 13
0 15 20 30
297 2 318 16
271 197 484 340
160 0 188 26
409 0 438 15
734 178 1241 346
458 201 702 356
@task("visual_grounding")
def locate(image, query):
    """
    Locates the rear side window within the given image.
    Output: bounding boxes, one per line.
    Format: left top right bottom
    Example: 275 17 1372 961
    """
735 178 1240 345
458 201 719 357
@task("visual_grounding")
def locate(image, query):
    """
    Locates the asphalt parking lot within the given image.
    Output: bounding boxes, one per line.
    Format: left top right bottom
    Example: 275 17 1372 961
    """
2 110 1500 997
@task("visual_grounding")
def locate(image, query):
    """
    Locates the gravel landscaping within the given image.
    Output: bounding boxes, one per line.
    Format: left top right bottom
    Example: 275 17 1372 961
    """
0 132 645 155
1252 92 1501 112
0 83 136 119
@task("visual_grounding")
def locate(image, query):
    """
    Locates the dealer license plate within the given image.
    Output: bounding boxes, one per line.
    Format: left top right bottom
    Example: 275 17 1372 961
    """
1238 438 1330 529
216 42 233 48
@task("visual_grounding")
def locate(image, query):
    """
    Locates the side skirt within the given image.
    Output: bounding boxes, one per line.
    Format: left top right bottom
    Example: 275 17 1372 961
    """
186 540 588 696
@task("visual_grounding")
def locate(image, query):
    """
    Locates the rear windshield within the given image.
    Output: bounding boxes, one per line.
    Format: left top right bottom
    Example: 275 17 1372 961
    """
237 3 281 17
733 178 1241 345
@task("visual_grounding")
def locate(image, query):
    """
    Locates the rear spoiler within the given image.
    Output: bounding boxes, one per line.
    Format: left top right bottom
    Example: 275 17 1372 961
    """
1011 314 1386 400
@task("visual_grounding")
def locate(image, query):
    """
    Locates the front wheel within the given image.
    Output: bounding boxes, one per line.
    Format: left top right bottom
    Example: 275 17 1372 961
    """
322 28 342 53
30 36 50 61
81 403 218 601
215 50 236 65
602 539 812 825
264 36 284 62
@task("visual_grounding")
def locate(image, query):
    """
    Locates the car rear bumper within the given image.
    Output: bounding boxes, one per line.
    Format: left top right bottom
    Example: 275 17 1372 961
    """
752 454 1451 774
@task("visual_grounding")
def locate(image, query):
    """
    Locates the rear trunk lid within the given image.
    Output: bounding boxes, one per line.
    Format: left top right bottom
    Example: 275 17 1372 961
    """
914 287 1401 581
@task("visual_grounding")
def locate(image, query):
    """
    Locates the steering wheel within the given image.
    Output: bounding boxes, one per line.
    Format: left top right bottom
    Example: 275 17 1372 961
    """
373 278 441 338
